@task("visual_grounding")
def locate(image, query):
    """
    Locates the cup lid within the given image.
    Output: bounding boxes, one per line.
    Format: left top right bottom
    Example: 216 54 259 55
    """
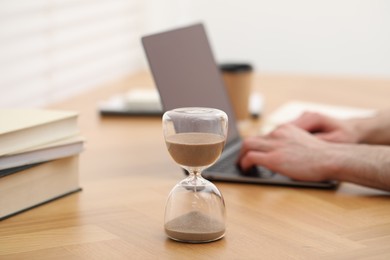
219 63 253 73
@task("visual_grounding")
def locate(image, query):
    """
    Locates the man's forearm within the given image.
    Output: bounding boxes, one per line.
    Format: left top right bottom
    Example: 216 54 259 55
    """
328 143 390 191
352 109 390 145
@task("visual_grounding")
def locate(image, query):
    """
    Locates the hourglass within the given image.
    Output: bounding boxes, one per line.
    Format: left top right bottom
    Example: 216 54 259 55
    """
163 107 228 243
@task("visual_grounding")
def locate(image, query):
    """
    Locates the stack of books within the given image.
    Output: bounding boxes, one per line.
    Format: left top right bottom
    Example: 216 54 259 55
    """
0 109 84 220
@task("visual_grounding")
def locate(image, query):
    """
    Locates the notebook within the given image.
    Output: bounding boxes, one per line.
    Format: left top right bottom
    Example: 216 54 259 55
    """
142 23 338 188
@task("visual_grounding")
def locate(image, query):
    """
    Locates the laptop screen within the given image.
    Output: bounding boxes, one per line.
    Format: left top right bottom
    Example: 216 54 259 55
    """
142 23 240 143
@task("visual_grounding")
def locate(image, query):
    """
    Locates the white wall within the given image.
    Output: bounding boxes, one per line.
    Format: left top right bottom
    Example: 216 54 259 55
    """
142 0 390 77
0 0 146 107
1 0 388 107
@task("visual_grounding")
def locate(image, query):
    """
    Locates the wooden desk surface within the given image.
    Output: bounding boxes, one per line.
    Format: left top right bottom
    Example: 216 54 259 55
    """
1 72 390 259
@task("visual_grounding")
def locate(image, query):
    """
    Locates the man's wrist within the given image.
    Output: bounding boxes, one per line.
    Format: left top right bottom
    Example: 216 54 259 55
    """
349 117 375 144
320 143 349 181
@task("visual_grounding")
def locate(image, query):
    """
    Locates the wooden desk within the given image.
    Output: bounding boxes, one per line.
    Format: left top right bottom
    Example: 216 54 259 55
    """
1 72 390 259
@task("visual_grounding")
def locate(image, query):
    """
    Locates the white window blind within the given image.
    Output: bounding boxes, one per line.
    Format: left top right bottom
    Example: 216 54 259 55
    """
0 0 146 107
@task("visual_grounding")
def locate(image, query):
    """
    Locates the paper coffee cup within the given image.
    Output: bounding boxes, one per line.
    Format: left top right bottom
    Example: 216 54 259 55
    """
220 63 253 120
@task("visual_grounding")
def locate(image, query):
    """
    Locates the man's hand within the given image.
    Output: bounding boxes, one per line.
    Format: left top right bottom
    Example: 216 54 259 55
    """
239 123 390 191
290 112 361 143
238 124 335 182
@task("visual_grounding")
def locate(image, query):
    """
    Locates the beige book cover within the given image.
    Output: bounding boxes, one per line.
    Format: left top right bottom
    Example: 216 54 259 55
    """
0 135 85 170
0 109 79 156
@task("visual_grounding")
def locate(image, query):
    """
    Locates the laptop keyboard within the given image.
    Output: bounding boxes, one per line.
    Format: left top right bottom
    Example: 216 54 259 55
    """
208 147 275 178
209 149 240 173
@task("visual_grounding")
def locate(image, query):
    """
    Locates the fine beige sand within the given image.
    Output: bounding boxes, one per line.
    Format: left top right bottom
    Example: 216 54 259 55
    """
165 133 225 167
165 211 225 243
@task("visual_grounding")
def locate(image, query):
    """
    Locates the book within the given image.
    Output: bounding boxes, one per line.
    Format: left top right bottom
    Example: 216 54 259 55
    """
0 163 41 178
0 109 79 156
260 100 376 134
0 135 84 170
0 156 81 220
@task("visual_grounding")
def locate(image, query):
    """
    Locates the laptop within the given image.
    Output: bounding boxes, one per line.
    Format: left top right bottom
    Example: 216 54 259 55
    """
142 23 338 189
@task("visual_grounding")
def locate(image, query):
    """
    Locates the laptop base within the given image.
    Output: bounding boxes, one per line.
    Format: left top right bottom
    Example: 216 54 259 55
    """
202 169 339 189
